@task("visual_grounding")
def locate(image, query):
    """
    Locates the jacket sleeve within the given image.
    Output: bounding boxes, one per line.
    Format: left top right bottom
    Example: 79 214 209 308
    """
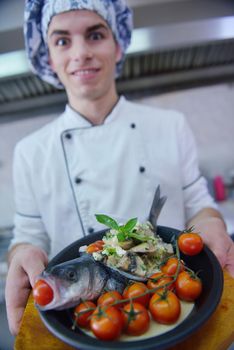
9 142 50 254
176 114 218 222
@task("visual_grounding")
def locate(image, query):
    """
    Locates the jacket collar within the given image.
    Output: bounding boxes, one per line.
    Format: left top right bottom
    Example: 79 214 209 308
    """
61 96 126 129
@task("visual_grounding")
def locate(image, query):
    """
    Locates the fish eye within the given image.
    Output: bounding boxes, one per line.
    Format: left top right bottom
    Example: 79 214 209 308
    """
66 269 77 281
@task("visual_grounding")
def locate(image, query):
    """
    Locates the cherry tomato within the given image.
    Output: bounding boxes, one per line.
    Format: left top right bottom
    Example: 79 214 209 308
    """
161 257 185 276
149 290 181 324
175 271 202 301
33 279 54 306
97 291 123 309
90 306 123 341
86 240 104 254
178 232 203 256
147 272 174 292
74 301 96 328
123 282 150 307
122 302 150 336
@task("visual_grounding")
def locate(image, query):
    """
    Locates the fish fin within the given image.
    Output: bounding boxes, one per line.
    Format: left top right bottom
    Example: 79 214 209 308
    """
110 266 147 282
148 185 167 233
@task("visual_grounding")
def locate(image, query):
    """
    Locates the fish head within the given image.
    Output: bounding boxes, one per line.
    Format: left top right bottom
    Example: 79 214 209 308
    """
34 254 107 311
45 260 81 284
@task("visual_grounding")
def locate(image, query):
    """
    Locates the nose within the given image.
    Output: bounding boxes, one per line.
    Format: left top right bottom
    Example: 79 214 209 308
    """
70 38 93 63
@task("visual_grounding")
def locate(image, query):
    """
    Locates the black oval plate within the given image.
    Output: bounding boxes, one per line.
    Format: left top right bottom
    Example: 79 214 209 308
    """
39 226 223 350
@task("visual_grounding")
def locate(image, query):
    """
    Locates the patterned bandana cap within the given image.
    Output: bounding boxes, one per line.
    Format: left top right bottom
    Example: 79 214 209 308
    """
24 0 133 89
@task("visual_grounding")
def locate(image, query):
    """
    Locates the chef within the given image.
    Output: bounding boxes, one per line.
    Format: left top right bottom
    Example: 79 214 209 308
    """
5 0 234 337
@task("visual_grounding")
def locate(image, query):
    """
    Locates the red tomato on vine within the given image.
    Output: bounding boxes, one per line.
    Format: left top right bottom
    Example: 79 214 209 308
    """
90 306 123 341
97 290 123 309
123 282 150 307
149 290 181 324
73 301 96 328
175 271 202 301
178 229 203 256
161 257 185 275
122 302 150 336
147 272 174 292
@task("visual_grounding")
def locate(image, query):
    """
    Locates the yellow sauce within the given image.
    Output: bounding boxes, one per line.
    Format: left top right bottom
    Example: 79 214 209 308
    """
82 301 194 341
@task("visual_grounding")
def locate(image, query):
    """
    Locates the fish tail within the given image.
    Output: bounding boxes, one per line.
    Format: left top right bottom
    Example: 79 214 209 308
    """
148 185 167 232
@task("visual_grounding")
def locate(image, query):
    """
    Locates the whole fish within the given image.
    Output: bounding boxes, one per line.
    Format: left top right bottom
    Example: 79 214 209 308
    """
35 185 166 311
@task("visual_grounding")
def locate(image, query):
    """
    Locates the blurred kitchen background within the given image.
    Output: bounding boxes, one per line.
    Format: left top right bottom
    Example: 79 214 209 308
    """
0 0 234 349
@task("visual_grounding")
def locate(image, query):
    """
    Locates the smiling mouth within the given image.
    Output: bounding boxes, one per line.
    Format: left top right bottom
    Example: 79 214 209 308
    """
71 68 100 76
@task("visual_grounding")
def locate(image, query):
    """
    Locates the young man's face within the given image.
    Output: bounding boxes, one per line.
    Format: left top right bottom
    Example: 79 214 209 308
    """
47 10 122 103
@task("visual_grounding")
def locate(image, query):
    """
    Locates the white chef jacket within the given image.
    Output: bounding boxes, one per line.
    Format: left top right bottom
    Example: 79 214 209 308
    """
10 96 217 258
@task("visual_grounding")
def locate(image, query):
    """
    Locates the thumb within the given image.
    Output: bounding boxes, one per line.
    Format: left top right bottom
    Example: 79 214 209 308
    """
210 247 226 268
22 248 48 287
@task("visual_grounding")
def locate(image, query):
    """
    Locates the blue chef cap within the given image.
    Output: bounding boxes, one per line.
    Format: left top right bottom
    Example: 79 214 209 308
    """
24 0 133 89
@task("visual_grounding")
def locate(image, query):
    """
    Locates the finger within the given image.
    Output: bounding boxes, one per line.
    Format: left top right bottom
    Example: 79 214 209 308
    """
200 231 231 268
7 305 26 336
25 260 47 287
211 248 226 268
203 239 227 267
226 264 234 278
225 244 234 278
21 249 48 287
5 265 31 336
5 246 48 336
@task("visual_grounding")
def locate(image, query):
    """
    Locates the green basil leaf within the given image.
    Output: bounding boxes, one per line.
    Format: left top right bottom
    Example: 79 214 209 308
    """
128 232 150 242
117 232 126 242
119 225 125 232
95 214 119 230
124 217 138 232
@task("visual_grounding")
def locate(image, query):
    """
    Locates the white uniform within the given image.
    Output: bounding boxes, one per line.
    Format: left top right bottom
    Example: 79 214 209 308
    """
10 96 217 258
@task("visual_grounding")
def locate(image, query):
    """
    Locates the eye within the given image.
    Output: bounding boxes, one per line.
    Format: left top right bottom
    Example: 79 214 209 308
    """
89 32 104 41
55 37 70 46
